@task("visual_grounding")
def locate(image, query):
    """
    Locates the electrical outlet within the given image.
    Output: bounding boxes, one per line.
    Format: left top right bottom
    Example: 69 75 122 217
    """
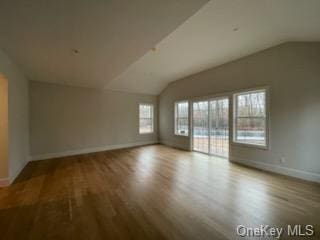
280 156 286 164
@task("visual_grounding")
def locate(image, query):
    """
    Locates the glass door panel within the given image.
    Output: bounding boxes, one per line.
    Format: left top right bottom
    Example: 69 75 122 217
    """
209 98 229 158
192 101 209 153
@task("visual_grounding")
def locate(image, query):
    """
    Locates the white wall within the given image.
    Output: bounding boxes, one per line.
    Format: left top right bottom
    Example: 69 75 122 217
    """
30 81 158 160
159 42 320 182
0 49 29 186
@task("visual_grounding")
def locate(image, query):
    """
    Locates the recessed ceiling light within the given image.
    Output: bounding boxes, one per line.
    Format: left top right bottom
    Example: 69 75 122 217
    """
71 49 79 54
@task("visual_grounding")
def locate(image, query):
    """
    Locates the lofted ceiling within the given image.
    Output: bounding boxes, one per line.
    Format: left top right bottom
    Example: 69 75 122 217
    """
1 0 320 95
0 0 208 88
106 0 320 95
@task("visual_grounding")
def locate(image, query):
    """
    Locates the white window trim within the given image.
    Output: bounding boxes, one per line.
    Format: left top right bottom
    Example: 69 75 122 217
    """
232 88 269 150
139 103 154 134
174 101 189 137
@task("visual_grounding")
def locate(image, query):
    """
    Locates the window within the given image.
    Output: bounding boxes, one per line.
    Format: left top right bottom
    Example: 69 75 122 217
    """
234 89 268 147
175 101 189 136
139 104 154 134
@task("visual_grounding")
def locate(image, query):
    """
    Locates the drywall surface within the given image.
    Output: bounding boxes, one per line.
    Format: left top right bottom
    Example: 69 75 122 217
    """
159 42 320 181
0 49 29 184
30 81 158 159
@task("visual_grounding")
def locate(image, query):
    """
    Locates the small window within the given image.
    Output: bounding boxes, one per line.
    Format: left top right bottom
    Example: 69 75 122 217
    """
234 89 268 147
175 101 189 136
139 104 154 134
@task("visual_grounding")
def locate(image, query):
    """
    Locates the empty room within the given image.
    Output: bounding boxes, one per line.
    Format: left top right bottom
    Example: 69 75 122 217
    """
0 0 320 239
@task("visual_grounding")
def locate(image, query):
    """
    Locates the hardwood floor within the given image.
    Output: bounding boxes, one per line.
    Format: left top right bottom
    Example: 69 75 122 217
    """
0 144 319 240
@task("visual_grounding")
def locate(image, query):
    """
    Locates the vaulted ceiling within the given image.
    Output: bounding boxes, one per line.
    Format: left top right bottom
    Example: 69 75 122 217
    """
106 0 320 94
0 0 208 88
1 0 320 95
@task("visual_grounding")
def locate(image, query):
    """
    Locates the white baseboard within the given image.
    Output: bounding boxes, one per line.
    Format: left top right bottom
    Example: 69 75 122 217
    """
160 140 190 151
0 160 28 187
30 140 159 161
9 160 28 184
230 157 320 183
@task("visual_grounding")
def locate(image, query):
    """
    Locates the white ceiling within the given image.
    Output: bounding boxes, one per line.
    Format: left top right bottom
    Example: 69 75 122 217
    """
0 0 208 88
106 0 320 95
1 0 320 95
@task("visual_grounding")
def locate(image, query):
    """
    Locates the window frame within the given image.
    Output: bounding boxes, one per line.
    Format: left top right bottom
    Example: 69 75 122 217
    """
233 88 269 149
139 103 154 134
174 101 189 136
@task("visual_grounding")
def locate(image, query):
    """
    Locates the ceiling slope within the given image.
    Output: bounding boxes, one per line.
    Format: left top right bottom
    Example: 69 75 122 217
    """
0 0 208 87
106 0 320 95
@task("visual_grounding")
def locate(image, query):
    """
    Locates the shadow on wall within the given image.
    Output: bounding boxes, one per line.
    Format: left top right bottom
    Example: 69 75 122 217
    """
0 74 8 181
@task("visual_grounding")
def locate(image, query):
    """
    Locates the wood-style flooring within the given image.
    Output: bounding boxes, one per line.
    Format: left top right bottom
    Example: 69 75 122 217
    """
0 144 319 240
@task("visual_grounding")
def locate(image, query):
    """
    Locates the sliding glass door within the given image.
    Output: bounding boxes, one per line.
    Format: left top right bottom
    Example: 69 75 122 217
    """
209 98 229 157
192 101 209 153
192 98 229 158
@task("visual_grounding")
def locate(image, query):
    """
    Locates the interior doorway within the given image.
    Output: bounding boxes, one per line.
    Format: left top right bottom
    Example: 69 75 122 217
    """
0 74 8 180
192 97 229 158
